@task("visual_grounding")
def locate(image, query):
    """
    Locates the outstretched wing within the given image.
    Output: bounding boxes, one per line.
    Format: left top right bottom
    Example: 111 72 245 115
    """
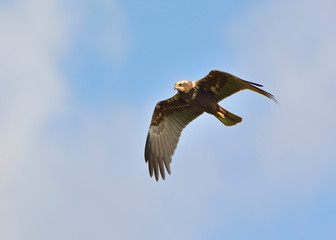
145 93 203 181
195 70 278 103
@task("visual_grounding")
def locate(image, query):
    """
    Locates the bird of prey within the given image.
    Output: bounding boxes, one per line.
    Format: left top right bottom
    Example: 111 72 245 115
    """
144 70 277 181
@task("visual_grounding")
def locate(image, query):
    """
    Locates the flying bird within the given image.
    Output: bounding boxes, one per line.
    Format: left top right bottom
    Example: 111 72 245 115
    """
144 70 277 181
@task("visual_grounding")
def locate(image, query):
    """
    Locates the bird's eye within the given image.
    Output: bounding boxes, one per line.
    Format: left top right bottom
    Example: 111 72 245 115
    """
179 83 182 86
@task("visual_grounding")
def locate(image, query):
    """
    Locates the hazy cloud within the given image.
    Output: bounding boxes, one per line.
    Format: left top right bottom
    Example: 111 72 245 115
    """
0 0 69 177
0 0 70 238
1 0 335 239
221 0 336 216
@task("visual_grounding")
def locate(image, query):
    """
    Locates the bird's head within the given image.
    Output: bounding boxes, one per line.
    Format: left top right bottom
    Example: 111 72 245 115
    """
174 81 194 93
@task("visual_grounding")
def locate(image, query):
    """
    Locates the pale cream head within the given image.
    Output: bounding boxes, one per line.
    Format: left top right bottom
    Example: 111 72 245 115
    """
174 80 194 93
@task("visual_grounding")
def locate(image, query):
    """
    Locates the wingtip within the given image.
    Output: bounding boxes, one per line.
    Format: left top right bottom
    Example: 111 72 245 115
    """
268 93 279 104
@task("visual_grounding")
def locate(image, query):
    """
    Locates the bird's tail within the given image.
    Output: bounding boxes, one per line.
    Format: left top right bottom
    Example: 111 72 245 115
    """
215 107 242 126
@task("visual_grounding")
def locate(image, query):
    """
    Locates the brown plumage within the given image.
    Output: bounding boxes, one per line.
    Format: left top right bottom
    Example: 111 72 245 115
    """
144 70 278 181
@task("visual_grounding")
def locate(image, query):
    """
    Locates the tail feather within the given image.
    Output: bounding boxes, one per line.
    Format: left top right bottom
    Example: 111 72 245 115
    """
216 109 242 126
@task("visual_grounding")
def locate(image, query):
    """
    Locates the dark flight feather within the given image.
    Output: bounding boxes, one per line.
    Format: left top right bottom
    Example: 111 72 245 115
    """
196 70 278 103
145 94 203 181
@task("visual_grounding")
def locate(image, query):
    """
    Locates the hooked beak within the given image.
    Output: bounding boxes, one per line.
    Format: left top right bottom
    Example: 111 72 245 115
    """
174 84 177 90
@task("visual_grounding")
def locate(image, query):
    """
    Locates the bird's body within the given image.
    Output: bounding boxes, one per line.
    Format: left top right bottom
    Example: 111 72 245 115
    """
145 70 277 181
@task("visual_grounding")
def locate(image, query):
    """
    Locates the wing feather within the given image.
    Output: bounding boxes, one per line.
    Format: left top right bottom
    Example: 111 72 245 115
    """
153 158 159 180
195 70 278 103
145 94 203 181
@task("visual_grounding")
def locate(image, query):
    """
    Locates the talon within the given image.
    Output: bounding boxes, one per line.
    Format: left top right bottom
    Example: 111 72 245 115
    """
217 112 225 118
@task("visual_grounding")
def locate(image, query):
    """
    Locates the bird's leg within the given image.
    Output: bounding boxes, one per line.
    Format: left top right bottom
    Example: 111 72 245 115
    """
217 106 227 118
217 111 225 118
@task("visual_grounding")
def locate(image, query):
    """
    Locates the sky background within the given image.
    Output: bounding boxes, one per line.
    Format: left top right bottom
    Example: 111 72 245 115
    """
1 0 336 239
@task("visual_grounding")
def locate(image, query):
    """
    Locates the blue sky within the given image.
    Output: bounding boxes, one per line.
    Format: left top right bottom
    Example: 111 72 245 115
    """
1 0 336 239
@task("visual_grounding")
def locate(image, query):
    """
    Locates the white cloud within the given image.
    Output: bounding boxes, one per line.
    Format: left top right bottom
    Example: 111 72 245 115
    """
221 0 336 213
1 0 335 239
0 0 69 177
0 0 70 238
